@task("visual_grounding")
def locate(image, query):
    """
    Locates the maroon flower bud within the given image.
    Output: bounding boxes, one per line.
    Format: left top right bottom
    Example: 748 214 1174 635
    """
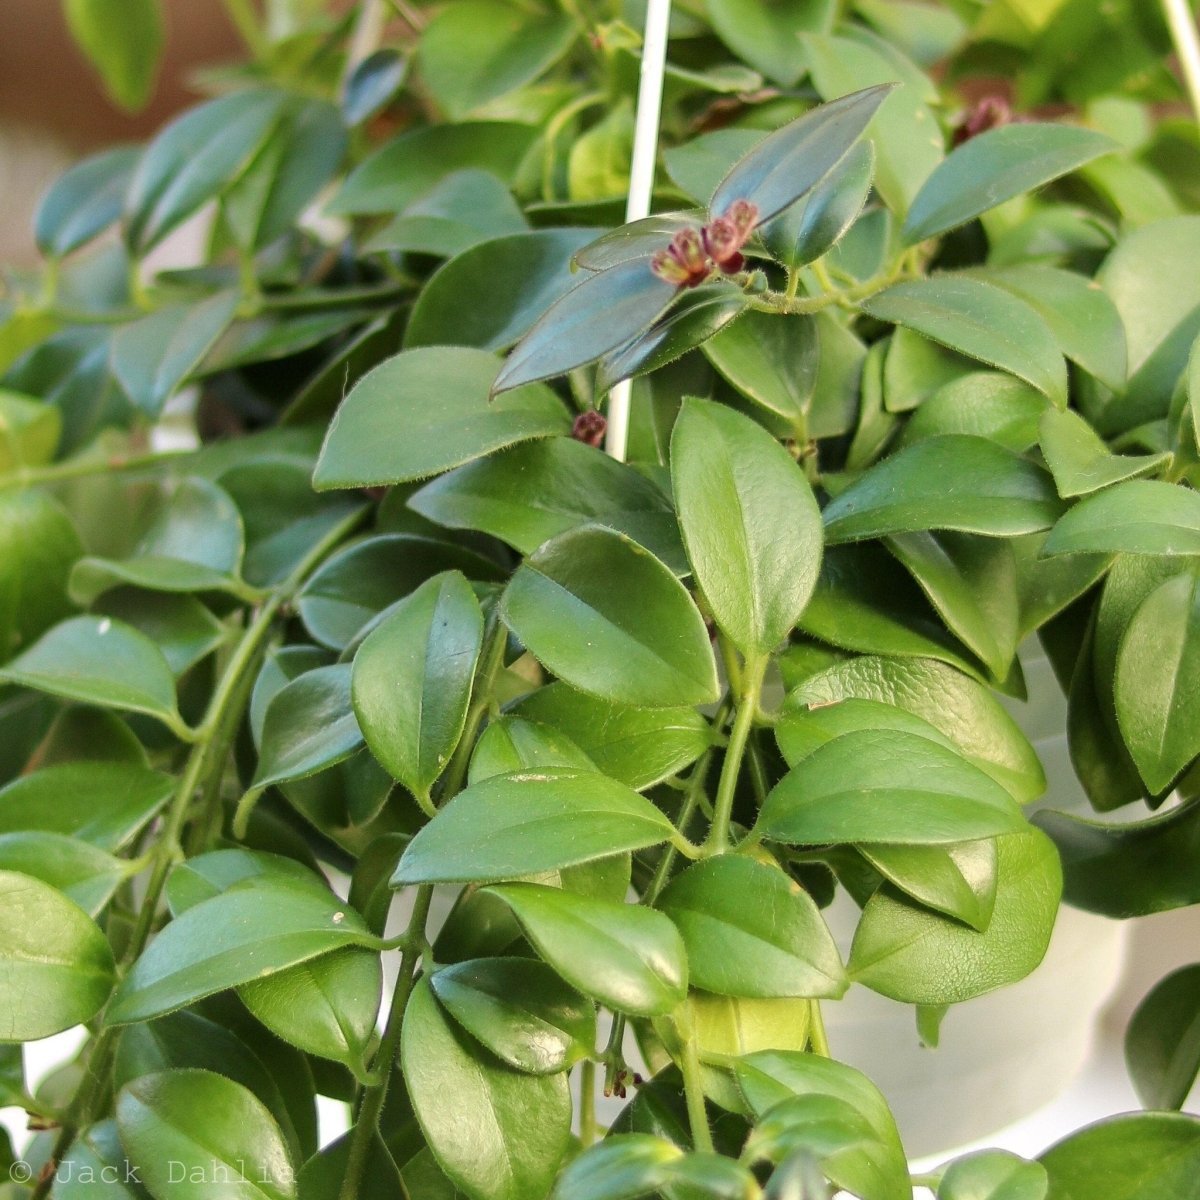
650 227 713 288
651 249 694 286
953 95 1011 146
702 217 746 274
571 409 607 447
725 198 759 239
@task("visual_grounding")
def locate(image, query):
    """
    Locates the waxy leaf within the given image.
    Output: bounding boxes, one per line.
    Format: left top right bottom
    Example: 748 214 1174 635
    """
53 1120 145 1200
0 870 116 1041
937 1150 1047 1200
1039 408 1167 498
117 1070 296 1200
757 729 1025 847
903 123 1116 244
775 697 956 766
352 571 482 800
862 278 1067 406
552 1134 682 1200
402 976 571 1200
672 398 822 656
469 715 596 783
1125 964 1200 1111
484 883 687 1015
710 85 893 223
393 768 676 884
342 48 407 126
861 840 999 933
107 882 377 1024
0 831 129 917
165 848 326 916
35 145 141 258
500 526 718 708
574 213 702 273
701 311 819 423
314 346 568 490
658 856 845 999
823 436 1063 543
430 957 595 1075
707 0 835 85
848 829 1061 1004
900 372 1045 454
1042 480 1200 557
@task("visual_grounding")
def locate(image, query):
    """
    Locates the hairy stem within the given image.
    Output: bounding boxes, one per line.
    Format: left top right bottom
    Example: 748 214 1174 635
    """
0 447 192 492
679 1033 715 1154
705 656 766 855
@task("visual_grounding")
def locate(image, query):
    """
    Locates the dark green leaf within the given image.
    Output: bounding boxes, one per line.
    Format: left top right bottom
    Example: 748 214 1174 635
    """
0 831 128 917
775 697 956 766
706 0 835 85
402 976 571 1200
484 883 688 1015
35 145 141 258
469 716 597 783
1125 964 1200 1111
0 869 115 1040
1042 480 1200 556
860 840 998 932
937 1150 1047 1200
64 0 163 111
501 526 717 707
97 591 227 677
342 48 407 126
899 372 1046 454
1039 408 1168 498
574 214 702 273
393 768 677 884
299 1129 405 1200
664 129 764 207
701 311 819 423
165 848 327 916
552 1134 682 1200
55 1120 148 1200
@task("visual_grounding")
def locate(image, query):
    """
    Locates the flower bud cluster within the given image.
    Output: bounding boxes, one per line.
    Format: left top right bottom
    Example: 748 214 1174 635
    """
650 200 759 288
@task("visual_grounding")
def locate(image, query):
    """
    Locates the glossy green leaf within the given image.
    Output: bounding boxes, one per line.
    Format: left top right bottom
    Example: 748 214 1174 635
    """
469 716 597 783
860 839 998 932
758 728 1025 847
117 1070 296 1200
484 883 687 1015
165 848 326 916
1042 480 1200 556
706 0 835 85
515 683 711 790
54 1120 147 1200
1125 964 1200 1111
552 1133 682 1200
298 1129 405 1200
64 0 163 111
410 436 685 573
900 372 1046 454
402 976 571 1200
672 398 821 655
430 957 595 1075
492 259 677 394
342 48 407 126
35 145 141 258
0 869 116 1040
701 311 819 423
393 768 676 884
848 829 1061 1004
239 948 382 1076
352 571 482 800
252 664 363 792
0 615 182 732
775 697 955 766
574 213 702 273
1039 408 1167 498
314 345 568 490
1039 1113 1200 1200
861 278 1067 405
710 85 892 223
937 1150 1048 1200
500 526 718 708
418 1 576 119
97 590 227 677
107 882 377 1024
125 88 286 254
0 831 128 917
903 124 1115 244
658 856 844 999
823 436 1063 543
664 129 764 207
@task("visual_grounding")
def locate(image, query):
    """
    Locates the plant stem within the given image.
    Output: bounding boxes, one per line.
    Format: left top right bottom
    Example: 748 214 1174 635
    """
705 656 766 855
337 884 434 1200
1164 0 1200 125
808 1000 831 1058
437 616 507 802
579 1060 598 1147
0 447 192 492
679 1033 715 1153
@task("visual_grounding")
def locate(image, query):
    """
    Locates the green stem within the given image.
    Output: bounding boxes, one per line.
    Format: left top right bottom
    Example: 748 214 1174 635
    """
808 1000 831 1058
541 92 607 202
0 447 192 492
437 617 507 803
337 885 434 1200
679 1034 715 1154
705 656 766 855
579 1060 598 1147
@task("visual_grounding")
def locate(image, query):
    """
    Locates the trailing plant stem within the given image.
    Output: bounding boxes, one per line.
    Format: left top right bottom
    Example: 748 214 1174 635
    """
706 656 766 854
679 1034 715 1154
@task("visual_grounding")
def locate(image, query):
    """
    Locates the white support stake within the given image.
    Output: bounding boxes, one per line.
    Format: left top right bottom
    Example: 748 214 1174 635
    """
1164 0 1200 127
604 0 673 463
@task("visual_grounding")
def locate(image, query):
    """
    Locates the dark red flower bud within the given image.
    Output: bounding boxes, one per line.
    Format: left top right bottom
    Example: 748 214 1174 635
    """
571 409 607 447
650 226 713 288
953 95 1011 146
724 198 759 238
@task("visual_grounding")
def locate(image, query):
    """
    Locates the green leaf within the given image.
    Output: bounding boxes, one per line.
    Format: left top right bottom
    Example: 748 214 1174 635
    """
35 145 141 258
903 124 1115 245
97 591 227 677
117 1070 296 1200
860 840 998 933
710 85 893 223
1113 570 1200 793
342 48 407 127
393 768 677 884
0 869 116 1040
125 88 286 255
500 526 718 708
900 372 1046 454
705 0 835 85
1039 1113 1200 1200
405 229 596 351
484 883 687 1015
574 213 703 273
937 1150 1048 1200
410 436 686 573
430 957 595 1075
1042 480 1200 556
0 831 129 917
402 976 571 1200
165 848 326 916
861 278 1067 405
469 716 597 783
848 829 1061 1004
823 436 1063 543
492 259 677 394
1125 964 1200 1111
787 656 1045 803
551 1134 682 1200
353 572 482 800
758 728 1025 847
1038 408 1167 498
418 1 575 119
658 856 844 999
252 664 363 793
0 615 183 733
314 346 568 490
64 0 163 111
671 398 821 656
0 390 61 471
664 129 764 207
107 882 377 1025
239 948 381 1076
515 683 711 790
701 311 819 423
54 1120 146 1200
775 697 956 766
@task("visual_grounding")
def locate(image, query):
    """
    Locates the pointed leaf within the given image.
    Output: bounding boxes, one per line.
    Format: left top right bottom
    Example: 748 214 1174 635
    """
574 213 702 273
64 0 163 111
1039 408 1167 498
1125 964 1200 1111
468 716 597 783
0 832 129 917
35 145 141 258
860 840 998 933
1042 480 1200 556
701 311 820 422
552 1134 682 1200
